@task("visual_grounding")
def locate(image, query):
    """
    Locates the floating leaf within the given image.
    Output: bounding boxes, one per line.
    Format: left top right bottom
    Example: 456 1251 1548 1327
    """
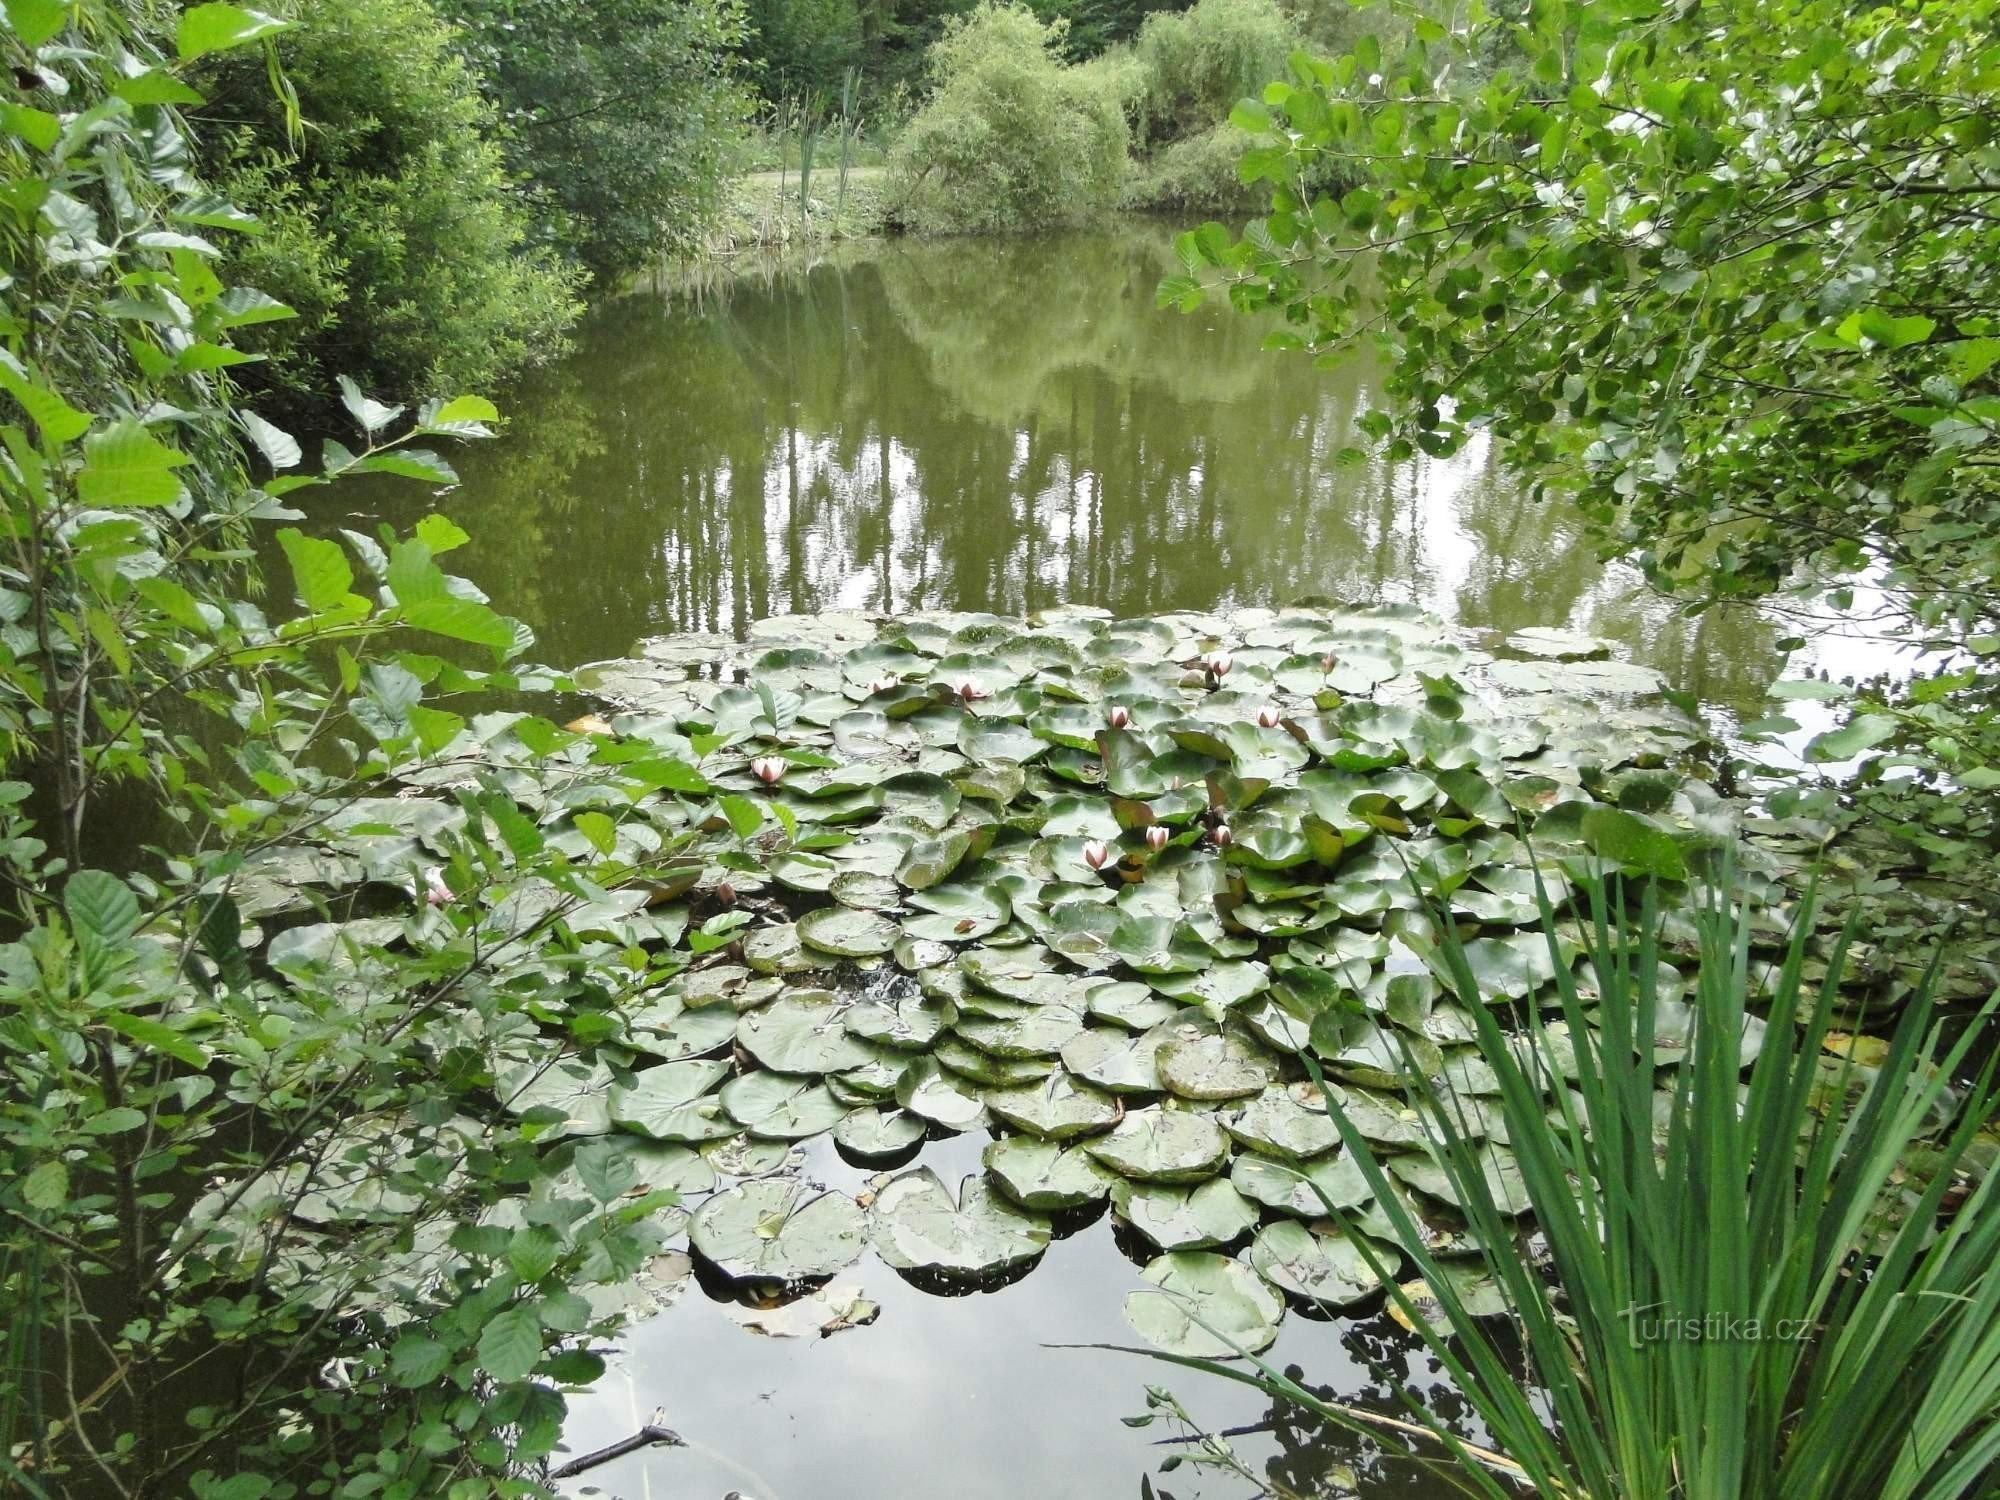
1086 1108 1231 1183
1230 1150 1372 1216
1124 1251 1284 1358
869 1168 1051 1276
1112 1177 1259 1251
719 1073 849 1139
797 906 900 957
689 1178 866 1282
983 1136 1114 1211
986 1070 1122 1139
1250 1219 1395 1306
737 994 877 1074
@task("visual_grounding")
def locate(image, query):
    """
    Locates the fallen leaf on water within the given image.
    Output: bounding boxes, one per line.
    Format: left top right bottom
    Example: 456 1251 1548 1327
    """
724 1284 881 1339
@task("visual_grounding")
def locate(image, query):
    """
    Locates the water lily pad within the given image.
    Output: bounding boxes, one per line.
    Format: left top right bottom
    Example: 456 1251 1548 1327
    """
845 991 955 1049
954 1003 1087 1059
983 1136 1114 1211
1112 1177 1259 1251
623 1001 739 1061
829 870 902 910
1086 1108 1230 1183
1087 980 1180 1031
742 923 812 974
1155 1022 1281 1101
719 1073 849 1139
1230 1151 1372 1216
609 1059 734 1141
1387 1142 1532 1215
737 994 876 1074
1387 1259 1508 1338
869 1168 1051 1277
498 1058 615 1138
1124 1251 1284 1358
985 1070 1122 1138
1060 1026 1166 1094
797 906 900 957
894 1057 988 1131
928 1033 1043 1086
689 1178 866 1282
832 1106 927 1160
1249 1220 1393 1306
702 1135 795 1177
1223 1084 1345 1159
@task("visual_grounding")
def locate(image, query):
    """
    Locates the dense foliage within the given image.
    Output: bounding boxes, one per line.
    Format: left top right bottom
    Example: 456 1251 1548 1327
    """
1169 0 2000 906
191 0 584 414
0 6 709 1495
888 2 1131 232
443 0 753 276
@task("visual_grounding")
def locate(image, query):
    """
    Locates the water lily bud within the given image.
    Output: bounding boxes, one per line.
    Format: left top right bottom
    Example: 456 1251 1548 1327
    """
955 676 991 702
1145 825 1170 853
1107 703 1131 729
1255 705 1282 729
750 756 787 785
1082 840 1114 871
1210 823 1233 848
866 677 896 697
1204 649 1233 679
716 880 737 906
422 866 452 908
1320 651 1339 674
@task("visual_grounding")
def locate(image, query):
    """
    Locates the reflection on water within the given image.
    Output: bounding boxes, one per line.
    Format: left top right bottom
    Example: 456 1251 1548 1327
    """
351 226 1787 714
557 1132 1489 1500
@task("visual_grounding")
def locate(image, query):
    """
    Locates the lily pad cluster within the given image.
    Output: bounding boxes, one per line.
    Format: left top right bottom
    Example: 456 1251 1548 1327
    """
193 604 1935 1359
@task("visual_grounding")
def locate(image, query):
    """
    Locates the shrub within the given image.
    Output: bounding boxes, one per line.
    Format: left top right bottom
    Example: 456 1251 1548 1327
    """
1129 0 1291 146
441 0 754 278
1120 120 1260 209
888 2 1130 234
192 0 584 414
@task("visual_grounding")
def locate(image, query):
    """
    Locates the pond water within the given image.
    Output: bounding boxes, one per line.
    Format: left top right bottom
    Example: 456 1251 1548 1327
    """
350 224 1799 720
338 226 1811 1499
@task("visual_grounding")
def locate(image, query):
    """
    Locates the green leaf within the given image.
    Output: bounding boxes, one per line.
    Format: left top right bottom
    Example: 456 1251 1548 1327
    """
277 529 355 613
718 793 764 839
474 1305 543 1383
0 360 90 444
177 3 289 61
388 1334 455 1388
4 0 66 47
103 1013 210 1068
77 420 190 508
415 513 470 553
22 1159 66 1211
1580 807 1686 881
1806 713 1897 763
574 810 617 854
64 870 139 940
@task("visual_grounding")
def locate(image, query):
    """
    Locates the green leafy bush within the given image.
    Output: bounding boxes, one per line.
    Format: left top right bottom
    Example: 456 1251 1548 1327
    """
442 0 753 277
1128 0 1291 146
888 2 1130 234
1121 120 1259 208
192 0 584 412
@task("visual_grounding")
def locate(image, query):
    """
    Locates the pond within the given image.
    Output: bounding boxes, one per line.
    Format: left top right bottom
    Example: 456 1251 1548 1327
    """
350 224 1802 721
333 226 1811 1500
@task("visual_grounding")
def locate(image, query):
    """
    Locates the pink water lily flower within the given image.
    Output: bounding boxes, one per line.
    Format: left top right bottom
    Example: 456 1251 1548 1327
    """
1106 703 1131 729
954 676 992 702
866 677 897 696
1145 825 1170 853
1082 840 1114 871
1255 705 1282 729
422 866 452 907
1210 823 1233 848
1203 649 1233 680
750 756 787 785
1320 651 1340 674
